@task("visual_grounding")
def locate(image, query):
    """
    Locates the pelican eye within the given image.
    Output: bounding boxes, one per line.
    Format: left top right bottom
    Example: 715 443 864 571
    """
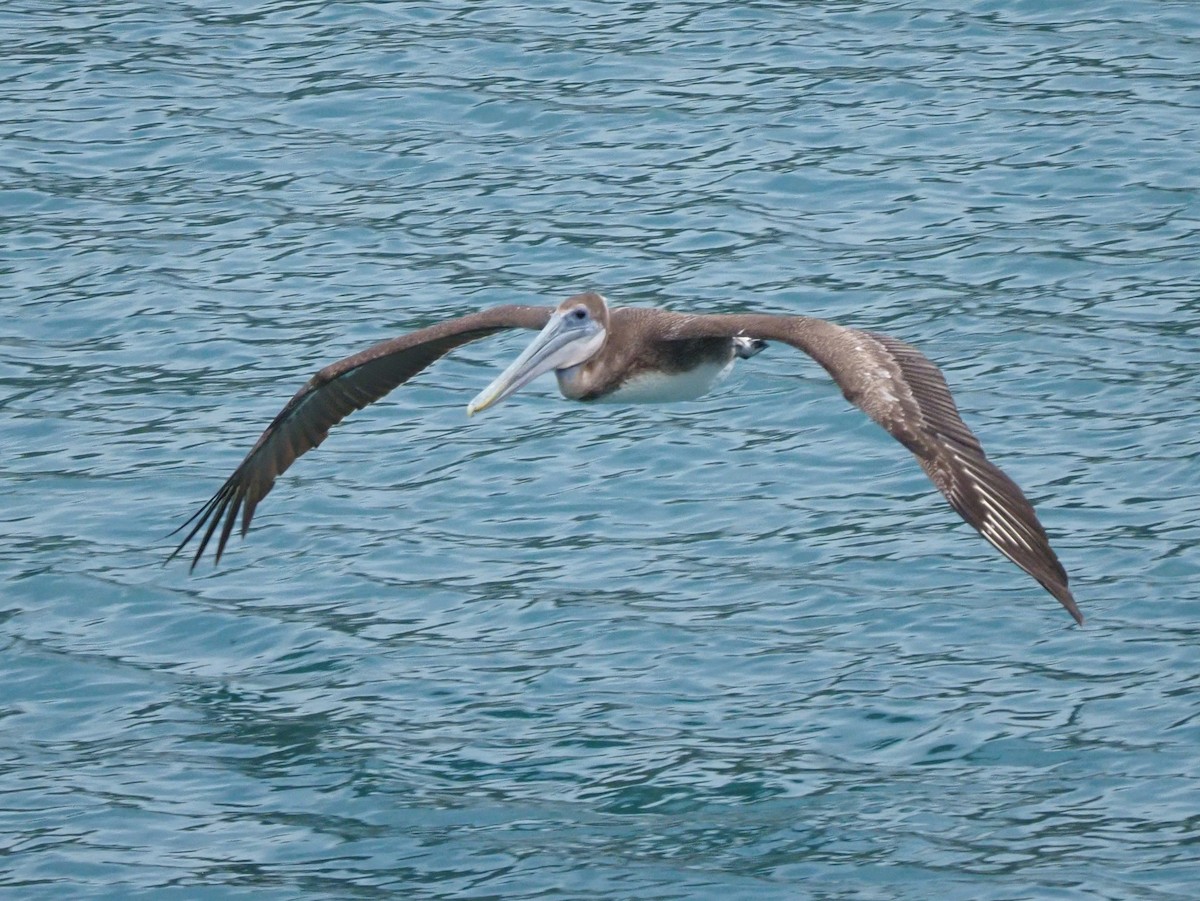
570 307 588 321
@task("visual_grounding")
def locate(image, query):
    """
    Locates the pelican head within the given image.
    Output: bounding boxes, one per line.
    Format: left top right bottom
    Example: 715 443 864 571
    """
467 293 609 416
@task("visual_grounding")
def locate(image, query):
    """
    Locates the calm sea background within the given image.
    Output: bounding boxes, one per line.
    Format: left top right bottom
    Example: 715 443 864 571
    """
3 2 1198 898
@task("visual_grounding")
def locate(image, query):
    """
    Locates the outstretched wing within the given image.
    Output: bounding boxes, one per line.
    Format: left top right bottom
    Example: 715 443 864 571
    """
170 305 553 569
659 310 1082 625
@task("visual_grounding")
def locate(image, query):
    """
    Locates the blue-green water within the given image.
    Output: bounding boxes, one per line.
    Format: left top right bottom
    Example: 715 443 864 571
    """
3 2 1199 897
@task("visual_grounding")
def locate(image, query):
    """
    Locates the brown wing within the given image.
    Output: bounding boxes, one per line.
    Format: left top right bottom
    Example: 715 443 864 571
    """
169 304 553 569
656 310 1082 625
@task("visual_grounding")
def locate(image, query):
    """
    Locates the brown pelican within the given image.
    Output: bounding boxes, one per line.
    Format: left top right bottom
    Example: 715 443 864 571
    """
170 292 1083 625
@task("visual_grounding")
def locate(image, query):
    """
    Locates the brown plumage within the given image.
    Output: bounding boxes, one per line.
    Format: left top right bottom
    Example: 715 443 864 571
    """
170 293 1081 625
169 305 551 569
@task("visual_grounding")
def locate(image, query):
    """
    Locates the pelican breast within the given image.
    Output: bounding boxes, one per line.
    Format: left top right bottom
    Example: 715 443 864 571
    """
567 355 737 404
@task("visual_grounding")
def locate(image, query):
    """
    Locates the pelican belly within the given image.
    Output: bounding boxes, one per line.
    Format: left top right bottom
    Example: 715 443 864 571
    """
595 357 737 404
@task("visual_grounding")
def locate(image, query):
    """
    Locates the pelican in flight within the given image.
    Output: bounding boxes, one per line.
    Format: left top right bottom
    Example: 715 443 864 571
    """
171 292 1082 625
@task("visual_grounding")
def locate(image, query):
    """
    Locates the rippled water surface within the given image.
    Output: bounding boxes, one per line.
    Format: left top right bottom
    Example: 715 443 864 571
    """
4 2 1199 898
